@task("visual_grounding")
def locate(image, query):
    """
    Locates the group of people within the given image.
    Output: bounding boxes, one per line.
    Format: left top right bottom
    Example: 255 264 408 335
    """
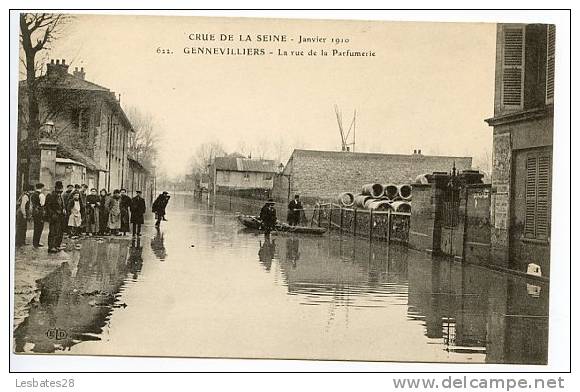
258 194 303 234
15 181 171 254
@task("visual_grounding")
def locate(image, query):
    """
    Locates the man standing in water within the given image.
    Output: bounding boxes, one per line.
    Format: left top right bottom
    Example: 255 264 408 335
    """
259 198 277 235
152 191 170 227
287 194 303 226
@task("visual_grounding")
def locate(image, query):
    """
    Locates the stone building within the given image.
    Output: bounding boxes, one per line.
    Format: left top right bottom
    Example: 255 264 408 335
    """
272 149 472 203
18 59 134 191
485 24 555 276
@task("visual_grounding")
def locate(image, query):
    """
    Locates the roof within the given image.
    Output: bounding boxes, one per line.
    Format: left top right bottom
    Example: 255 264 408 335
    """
127 156 149 173
19 73 134 132
33 73 110 92
57 144 107 172
290 149 472 161
214 157 277 173
56 158 85 167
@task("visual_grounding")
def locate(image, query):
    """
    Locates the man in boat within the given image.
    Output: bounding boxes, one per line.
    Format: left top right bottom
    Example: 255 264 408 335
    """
287 194 303 226
259 198 277 234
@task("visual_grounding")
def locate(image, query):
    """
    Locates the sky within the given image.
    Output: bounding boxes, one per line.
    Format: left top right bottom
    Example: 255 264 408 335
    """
40 14 496 177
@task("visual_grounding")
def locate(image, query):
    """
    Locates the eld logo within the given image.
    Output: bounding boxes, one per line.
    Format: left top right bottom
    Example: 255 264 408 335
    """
45 328 67 340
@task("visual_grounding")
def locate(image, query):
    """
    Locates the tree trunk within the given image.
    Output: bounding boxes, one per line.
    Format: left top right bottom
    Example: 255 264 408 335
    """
19 14 41 190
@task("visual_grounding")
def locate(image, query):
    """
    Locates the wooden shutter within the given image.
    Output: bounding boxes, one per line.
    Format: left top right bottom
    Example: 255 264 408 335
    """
502 27 525 107
536 154 551 239
546 25 556 103
524 155 537 238
524 151 552 240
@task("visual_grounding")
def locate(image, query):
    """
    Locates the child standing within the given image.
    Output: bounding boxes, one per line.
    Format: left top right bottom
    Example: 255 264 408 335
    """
67 192 84 238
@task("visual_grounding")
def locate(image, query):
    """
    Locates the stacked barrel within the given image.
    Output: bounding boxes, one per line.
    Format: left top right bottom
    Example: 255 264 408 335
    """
337 182 412 212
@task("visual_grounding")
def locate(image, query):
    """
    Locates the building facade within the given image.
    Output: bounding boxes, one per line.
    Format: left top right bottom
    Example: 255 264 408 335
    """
126 157 155 206
485 24 555 276
210 157 277 194
273 149 473 203
18 59 134 192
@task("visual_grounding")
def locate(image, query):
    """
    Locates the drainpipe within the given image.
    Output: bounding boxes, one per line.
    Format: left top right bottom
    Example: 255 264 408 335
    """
106 115 112 191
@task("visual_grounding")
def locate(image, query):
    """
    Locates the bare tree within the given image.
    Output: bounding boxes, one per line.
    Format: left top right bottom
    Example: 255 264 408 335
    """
125 105 160 171
19 13 71 190
188 141 226 175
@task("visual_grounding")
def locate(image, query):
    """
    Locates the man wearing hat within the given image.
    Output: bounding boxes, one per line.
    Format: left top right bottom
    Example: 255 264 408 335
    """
45 181 66 253
259 198 277 234
152 191 170 227
287 194 303 226
130 190 146 237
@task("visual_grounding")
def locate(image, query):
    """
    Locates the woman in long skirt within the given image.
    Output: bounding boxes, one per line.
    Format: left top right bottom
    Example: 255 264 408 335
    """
119 189 131 235
107 189 122 236
98 189 109 236
85 188 100 235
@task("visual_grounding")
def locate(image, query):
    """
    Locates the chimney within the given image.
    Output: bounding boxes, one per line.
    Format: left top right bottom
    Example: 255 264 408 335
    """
418 149 422 155
413 149 417 154
73 66 86 80
46 58 70 79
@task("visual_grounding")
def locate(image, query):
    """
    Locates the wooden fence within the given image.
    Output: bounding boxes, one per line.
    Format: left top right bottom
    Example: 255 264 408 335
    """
311 203 411 244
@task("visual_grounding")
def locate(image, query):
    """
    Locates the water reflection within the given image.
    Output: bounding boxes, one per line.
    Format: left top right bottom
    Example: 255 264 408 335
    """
285 238 300 267
270 234 548 364
14 239 131 353
150 227 167 261
128 238 144 280
13 194 550 364
258 236 276 272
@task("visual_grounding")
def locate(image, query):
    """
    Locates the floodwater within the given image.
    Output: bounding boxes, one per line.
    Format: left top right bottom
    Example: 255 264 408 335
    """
13 193 549 363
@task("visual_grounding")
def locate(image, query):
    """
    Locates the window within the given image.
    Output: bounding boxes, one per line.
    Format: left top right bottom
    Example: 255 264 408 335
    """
502 26 525 108
546 25 556 103
243 172 250 181
524 151 551 240
222 171 230 183
263 173 273 181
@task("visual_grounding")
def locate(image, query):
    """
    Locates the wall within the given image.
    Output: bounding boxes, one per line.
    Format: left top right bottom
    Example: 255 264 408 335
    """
490 115 553 276
408 184 436 252
282 150 472 202
463 185 492 265
55 161 86 186
215 170 274 190
408 179 492 265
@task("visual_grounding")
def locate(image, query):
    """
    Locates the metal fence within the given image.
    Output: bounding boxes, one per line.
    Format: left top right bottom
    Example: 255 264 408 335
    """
312 203 411 244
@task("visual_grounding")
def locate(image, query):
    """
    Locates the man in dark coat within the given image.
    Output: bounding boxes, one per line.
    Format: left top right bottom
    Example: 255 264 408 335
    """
259 199 277 234
62 184 73 235
152 191 170 227
30 183 46 247
287 194 303 226
130 190 146 237
45 181 66 253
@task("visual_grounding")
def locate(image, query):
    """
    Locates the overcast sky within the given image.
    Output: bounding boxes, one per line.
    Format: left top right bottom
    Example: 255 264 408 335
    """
41 14 496 177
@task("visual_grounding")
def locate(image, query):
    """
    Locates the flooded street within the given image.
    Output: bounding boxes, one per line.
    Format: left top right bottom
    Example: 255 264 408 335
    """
14 193 549 363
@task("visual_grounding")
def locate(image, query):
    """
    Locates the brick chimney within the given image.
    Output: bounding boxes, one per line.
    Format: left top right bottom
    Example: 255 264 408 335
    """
73 66 85 80
46 59 69 79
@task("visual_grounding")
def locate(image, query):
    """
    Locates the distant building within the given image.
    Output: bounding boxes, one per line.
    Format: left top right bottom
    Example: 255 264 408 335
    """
272 149 472 203
18 59 134 191
209 157 277 193
485 24 555 276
